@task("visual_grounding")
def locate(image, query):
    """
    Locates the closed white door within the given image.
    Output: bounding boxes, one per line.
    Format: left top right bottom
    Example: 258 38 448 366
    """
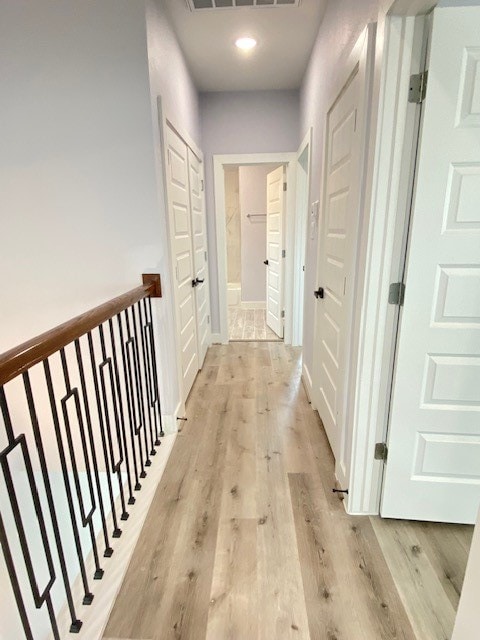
312 69 362 464
165 126 199 400
381 5 480 524
187 148 211 367
266 165 285 338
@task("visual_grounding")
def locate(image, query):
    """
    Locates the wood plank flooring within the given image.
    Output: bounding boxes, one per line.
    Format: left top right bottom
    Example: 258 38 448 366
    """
104 343 473 640
228 307 280 341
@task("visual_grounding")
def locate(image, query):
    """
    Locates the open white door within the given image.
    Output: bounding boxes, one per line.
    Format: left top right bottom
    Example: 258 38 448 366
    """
266 165 285 338
187 148 210 367
381 5 480 524
165 126 199 401
312 68 363 467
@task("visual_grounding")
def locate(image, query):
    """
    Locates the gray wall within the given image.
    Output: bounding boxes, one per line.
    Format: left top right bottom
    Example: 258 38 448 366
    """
299 0 380 379
200 90 300 332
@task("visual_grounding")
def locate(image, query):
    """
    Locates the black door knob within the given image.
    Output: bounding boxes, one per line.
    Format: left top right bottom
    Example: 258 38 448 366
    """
263 260 269 266
192 279 197 288
314 287 324 299
195 278 204 285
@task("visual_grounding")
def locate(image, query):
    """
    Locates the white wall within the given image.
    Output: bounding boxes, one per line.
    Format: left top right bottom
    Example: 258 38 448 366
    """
0 0 201 420
146 0 201 146
200 90 299 331
239 166 268 303
300 0 380 379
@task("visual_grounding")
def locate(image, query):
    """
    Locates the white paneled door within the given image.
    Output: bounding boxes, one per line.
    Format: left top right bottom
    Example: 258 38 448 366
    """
381 6 480 524
266 165 285 338
187 148 211 367
165 126 199 401
312 69 362 467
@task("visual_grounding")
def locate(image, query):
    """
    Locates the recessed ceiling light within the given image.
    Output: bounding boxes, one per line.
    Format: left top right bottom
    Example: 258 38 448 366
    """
235 37 257 51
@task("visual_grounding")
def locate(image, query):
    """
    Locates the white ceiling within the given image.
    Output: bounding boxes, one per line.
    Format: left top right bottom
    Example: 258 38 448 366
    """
161 0 328 92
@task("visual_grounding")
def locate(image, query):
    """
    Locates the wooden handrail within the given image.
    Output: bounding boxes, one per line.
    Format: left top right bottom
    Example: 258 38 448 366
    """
0 274 161 387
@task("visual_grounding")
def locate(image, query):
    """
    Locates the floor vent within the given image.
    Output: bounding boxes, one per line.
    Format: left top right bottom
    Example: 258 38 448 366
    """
187 0 300 10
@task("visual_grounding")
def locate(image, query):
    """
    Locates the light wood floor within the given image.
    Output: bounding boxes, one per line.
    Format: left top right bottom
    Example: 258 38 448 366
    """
104 343 473 640
228 307 281 341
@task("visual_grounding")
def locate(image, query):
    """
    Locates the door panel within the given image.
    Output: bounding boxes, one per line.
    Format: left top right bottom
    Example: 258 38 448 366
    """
312 69 361 462
381 6 480 524
266 166 285 338
187 148 211 367
165 126 199 400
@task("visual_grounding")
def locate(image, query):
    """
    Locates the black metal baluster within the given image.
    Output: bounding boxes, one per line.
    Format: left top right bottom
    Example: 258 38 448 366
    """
131 303 151 468
145 296 164 440
87 330 122 538
98 324 128 521
0 387 34 640
43 359 94 605
0 511 34 640
108 318 135 506
124 308 147 480
22 372 83 632
75 338 113 558
117 312 141 496
137 299 156 458
58 349 103 580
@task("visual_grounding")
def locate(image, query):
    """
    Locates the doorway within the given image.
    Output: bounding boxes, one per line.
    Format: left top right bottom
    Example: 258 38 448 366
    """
213 152 298 345
224 163 284 341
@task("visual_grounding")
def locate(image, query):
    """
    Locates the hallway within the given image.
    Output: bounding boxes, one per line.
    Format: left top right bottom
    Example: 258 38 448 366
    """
104 343 472 640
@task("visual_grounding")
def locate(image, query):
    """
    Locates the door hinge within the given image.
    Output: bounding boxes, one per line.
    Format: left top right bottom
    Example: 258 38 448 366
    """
201 179 204 192
207 314 210 324
281 310 285 319
282 249 286 258
374 442 388 461
283 182 287 192
388 282 405 306
204 250 208 262
408 71 428 104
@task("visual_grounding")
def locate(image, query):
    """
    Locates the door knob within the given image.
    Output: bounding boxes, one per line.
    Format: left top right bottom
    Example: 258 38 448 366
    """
263 260 269 266
192 279 197 288
314 287 324 299
195 278 204 285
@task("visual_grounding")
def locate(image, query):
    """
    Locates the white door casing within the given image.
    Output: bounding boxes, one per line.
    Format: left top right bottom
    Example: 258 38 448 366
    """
165 126 199 401
187 148 211 367
312 68 363 475
381 6 480 524
266 165 285 338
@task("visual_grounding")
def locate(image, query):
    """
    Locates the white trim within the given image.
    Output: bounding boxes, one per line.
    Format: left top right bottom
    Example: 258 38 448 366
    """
161 399 183 434
210 332 225 344
213 152 297 345
302 362 314 406
157 97 211 411
311 24 377 507
240 301 267 309
346 14 427 514
292 128 312 346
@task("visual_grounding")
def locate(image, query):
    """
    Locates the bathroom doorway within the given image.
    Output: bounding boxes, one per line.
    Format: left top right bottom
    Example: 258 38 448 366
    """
224 163 285 341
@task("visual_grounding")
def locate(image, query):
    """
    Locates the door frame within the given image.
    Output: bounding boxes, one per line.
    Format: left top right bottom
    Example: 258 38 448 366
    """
311 24 377 493
213 152 297 344
157 97 210 416
346 2 439 515
292 128 312 347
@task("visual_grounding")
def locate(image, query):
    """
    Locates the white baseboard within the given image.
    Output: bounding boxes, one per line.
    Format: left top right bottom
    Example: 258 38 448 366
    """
161 400 182 434
211 333 227 344
54 434 177 640
302 361 314 407
240 301 266 310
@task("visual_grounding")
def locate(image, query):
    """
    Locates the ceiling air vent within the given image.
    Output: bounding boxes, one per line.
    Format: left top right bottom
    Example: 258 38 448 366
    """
187 0 300 10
